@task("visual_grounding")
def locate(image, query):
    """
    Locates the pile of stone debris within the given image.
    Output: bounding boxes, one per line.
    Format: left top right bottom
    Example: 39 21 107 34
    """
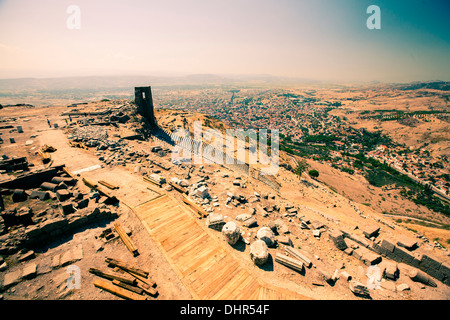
0 168 118 258
68 126 116 149
97 145 151 168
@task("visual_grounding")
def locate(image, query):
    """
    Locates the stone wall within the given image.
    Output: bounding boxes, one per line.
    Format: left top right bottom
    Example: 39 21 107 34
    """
372 238 450 286
329 229 450 286
0 206 117 255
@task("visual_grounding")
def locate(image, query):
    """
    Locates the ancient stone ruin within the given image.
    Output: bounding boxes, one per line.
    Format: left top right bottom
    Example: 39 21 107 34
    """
134 86 157 129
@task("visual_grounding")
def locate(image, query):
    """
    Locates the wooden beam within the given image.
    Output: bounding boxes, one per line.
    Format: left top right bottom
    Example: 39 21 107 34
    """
94 279 146 300
62 167 77 180
169 182 188 194
82 177 98 189
182 194 208 218
137 282 158 297
89 267 137 285
82 178 117 201
112 279 144 295
143 176 162 187
96 185 117 200
123 269 156 288
114 222 139 257
98 180 119 190
105 257 149 278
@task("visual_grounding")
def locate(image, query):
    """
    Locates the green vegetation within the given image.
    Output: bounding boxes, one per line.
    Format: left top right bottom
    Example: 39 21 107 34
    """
308 169 319 178
293 159 310 179
360 109 449 122
304 134 339 144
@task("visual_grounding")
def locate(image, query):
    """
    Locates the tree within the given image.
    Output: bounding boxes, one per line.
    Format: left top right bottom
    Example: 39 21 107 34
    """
294 159 310 179
308 169 319 178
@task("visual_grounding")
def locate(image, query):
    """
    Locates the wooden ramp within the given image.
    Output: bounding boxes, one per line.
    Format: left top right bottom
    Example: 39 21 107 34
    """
133 194 309 300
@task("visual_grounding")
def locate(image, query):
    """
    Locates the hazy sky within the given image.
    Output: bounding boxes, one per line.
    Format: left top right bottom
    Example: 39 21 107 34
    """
0 0 449 82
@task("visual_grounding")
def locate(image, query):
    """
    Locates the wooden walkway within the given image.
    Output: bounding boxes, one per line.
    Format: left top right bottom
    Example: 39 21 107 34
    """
133 194 309 300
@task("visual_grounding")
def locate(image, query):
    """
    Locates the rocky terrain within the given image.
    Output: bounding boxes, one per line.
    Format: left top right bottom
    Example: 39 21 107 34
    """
0 96 449 301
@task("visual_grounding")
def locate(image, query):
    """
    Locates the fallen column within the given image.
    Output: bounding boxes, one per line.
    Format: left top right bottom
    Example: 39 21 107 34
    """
275 253 304 273
409 268 437 287
285 246 312 268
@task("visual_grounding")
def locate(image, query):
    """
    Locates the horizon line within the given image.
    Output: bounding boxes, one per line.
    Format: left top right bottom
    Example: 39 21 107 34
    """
0 73 448 86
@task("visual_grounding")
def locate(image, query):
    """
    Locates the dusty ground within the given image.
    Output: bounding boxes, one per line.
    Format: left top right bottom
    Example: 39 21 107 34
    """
0 106 191 300
1 101 449 300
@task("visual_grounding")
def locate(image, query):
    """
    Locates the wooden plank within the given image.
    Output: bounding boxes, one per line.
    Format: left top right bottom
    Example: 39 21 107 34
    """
94 279 146 300
211 269 249 300
229 274 257 300
169 181 188 194
215 269 252 300
197 261 241 298
99 180 119 190
143 176 162 187
165 235 208 263
89 268 136 285
141 209 183 229
181 248 227 278
133 195 167 213
112 279 144 295
146 211 190 234
238 279 262 300
166 233 209 260
140 203 183 222
142 203 183 220
114 222 139 257
158 218 199 242
140 199 181 218
160 225 203 253
241 281 262 300
164 229 206 255
123 269 156 288
96 185 117 199
187 254 235 288
257 287 265 300
62 167 77 179
177 244 219 274
134 195 168 212
82 177 98 189
105 257 149 278
185 252 229 285
174 233 214 260
148 218 193 243
179 246 222 276
159 222 202 248
202 264 243 299
137 282 158 297
182 194 208 218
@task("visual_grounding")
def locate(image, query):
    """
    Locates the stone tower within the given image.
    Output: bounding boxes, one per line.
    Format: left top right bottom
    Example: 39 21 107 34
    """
135 86 157 128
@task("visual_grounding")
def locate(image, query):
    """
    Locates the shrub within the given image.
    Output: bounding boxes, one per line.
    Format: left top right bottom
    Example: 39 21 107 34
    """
308 169 319 178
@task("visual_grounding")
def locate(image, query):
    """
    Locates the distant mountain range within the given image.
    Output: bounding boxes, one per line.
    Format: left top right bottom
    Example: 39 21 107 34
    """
393 81 450 91
0 74 318 91
0 74 448 91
